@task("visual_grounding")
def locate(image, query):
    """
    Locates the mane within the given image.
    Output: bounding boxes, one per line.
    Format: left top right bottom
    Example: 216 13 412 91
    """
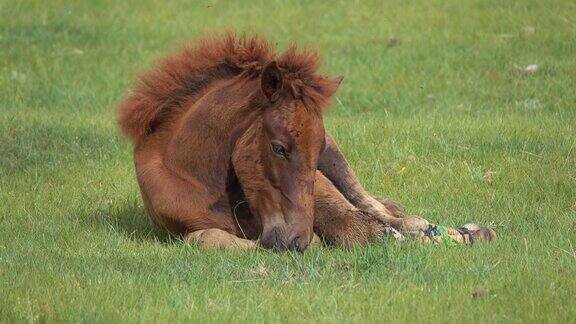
117 33 338 142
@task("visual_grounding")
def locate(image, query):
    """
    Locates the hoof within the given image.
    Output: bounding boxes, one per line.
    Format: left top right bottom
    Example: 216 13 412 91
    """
400 216 430 236
419 223 497 245
459 223 497 243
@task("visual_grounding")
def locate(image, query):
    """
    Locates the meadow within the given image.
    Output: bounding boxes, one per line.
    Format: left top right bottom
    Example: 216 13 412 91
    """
1 0 575 322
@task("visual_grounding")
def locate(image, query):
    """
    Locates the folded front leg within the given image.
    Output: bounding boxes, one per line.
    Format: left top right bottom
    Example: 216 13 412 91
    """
318 134 403 228
185 228 257 250
318 134 452 239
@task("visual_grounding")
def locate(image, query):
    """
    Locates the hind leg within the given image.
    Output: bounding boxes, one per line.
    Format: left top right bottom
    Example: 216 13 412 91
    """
371 197 497 244
313 171 402 246
313 176 495 246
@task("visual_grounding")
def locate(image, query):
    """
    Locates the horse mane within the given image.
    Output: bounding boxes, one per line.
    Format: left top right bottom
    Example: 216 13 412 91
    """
117 33 338 142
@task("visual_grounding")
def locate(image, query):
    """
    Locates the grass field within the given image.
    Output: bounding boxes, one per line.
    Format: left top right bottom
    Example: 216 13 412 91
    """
1 0 575 322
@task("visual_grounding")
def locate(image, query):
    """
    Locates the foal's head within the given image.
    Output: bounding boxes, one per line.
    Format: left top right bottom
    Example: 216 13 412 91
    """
247 58 342 251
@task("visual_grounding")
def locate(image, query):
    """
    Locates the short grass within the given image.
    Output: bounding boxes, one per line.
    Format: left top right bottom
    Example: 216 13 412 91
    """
1 0 575 322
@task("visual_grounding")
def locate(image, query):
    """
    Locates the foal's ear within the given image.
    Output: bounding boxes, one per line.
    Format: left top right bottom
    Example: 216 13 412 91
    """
261 61 283 103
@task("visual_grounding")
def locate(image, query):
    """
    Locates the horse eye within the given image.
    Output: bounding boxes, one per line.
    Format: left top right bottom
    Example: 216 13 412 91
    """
271 143 287 158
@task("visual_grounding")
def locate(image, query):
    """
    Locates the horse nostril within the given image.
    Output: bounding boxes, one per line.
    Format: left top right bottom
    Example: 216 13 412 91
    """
261 227 287 250
261 228 310 252
289 234 308 252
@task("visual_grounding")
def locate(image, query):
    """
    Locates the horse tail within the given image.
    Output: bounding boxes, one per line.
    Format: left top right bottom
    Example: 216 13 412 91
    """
116 32 272 142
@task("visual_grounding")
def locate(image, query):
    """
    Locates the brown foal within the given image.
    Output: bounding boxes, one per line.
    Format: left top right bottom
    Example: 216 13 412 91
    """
117 33 435 251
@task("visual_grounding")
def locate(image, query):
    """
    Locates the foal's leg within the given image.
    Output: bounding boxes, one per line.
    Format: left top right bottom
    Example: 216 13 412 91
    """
318 134 430 234
313 171 400 246
318 134 402 225
185 228 257 250
136 155 256 250
313 173 496 245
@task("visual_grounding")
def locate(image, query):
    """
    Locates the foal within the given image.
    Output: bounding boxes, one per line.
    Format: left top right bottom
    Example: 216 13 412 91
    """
118 34 494 250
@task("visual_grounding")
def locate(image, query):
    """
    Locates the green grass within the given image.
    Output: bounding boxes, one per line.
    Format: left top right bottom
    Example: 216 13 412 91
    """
1 0 575 322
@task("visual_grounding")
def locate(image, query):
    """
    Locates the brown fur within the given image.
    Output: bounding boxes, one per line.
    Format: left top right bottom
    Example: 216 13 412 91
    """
117 33 426 251
117 33 271 141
